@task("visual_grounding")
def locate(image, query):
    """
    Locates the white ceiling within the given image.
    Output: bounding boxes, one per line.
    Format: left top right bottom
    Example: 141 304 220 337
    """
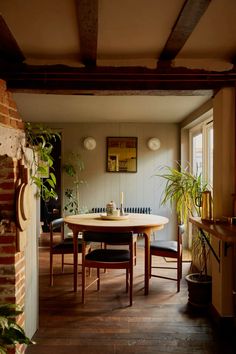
2 0 234 123
13 93 211 123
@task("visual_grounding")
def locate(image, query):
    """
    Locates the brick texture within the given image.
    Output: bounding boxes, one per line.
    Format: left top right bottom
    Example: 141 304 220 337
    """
0 79 23 129
0 79 26 354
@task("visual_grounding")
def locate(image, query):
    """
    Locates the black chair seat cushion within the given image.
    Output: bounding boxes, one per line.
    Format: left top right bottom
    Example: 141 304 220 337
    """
52 238 83 254
85 249 130 262
150 240 178 253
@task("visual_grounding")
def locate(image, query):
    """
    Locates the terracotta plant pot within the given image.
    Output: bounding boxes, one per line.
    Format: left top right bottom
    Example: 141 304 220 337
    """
185 273 212 308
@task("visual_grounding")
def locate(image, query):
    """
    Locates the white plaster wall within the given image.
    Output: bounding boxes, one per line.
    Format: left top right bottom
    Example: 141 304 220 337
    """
49 122 179 241
24 149 39 338
0 125 25 159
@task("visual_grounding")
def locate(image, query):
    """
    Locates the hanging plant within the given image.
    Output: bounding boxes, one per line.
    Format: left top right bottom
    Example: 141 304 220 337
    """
24 122 61 201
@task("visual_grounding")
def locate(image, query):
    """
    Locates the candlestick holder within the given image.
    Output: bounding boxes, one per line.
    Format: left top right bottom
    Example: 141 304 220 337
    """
120 203 125 215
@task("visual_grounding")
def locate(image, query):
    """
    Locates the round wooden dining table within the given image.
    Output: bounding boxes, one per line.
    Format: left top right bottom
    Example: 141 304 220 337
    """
64 213 169 295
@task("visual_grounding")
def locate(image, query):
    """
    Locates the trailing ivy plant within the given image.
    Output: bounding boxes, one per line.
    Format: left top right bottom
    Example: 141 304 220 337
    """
24 122 61 201
0 303 34 354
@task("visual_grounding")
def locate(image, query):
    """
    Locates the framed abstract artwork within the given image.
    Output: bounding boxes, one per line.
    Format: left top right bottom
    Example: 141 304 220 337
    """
106 137 137 173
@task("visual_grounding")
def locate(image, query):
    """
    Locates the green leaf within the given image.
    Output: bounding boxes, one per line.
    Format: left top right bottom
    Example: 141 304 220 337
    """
46 179 55 188
0 346 7 354
50 172 56 184
156 163 208 224
24 122 60 202
0 304 35 350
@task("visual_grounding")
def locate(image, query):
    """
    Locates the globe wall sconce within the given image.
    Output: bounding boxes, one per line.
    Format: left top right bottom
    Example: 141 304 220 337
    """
147 137 161 151
83 137 96 150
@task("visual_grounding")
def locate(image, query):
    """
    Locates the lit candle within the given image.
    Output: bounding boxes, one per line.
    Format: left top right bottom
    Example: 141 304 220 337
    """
121 192 124 205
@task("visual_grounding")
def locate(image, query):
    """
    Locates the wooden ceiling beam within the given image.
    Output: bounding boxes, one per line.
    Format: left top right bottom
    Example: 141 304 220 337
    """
159 0 211 62
1 64 236 92
76 0 98 66
0 15 25 63
10 88 214 96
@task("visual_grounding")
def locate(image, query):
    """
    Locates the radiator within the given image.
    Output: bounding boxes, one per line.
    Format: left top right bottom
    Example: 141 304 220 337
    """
91 207 151 214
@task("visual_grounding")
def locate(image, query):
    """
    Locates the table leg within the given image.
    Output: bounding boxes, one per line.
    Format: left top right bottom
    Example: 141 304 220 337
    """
73 229 79 292
233 244 236 317
143 229 151 295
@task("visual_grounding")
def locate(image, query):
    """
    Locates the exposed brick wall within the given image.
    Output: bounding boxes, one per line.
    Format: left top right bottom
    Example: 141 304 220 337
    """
0 79 24 130
0 156 18 220
0 79 26 354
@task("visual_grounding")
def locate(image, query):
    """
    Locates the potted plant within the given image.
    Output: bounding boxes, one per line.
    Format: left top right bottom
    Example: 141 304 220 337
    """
24 122 61 202
0 303 34 354
156 164 212 307
63 151 87 215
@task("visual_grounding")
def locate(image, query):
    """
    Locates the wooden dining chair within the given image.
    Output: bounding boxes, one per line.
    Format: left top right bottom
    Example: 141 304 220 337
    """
49 218 87 286
104 235 137 266
82 231 134 306
150 224 184 292
91 207 152 266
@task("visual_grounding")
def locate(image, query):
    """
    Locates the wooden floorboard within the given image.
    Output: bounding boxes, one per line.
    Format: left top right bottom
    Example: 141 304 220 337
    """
26 236 236 354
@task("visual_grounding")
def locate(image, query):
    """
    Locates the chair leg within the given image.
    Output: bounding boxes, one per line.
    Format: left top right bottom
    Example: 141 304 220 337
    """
82 263 86 304
130 268 133 306
180 254 183 279
104 244 107 273
177 279 180 292
149 253 152 278
126 269 128 293
97 268 100 291
177 269 180 292
134 241 137 266
177 258 181 292
50 253 53 286
62 254 64 273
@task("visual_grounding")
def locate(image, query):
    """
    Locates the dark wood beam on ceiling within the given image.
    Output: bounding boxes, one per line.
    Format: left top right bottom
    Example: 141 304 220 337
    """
1 64 236 92
159 0 211 63
0 15 25 63
76 0 98 67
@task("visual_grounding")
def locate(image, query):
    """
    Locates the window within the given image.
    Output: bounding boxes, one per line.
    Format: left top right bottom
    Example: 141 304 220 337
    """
192 130 203 177
189 118 213 189
205 123 213 188
188 116 213 249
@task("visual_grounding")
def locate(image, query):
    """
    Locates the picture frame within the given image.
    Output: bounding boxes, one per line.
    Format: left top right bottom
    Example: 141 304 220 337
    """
106 137 137 173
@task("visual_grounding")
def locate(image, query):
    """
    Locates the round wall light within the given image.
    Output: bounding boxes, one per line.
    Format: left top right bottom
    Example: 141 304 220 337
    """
147 137 161 151
83 137 96 150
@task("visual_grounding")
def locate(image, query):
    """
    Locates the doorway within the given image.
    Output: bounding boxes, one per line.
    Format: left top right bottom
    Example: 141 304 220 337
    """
40 134 62 232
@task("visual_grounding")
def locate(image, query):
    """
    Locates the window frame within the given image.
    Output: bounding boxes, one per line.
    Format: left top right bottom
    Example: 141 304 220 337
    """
189 117 213 189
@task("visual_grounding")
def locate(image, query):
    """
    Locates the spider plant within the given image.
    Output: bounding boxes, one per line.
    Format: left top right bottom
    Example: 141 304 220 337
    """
156 164 211 279
157 164 207 224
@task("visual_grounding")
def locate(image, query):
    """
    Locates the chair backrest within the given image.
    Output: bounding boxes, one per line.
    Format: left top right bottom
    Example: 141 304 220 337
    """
49 218 64 246
50 218 64 230
83 231 133 244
